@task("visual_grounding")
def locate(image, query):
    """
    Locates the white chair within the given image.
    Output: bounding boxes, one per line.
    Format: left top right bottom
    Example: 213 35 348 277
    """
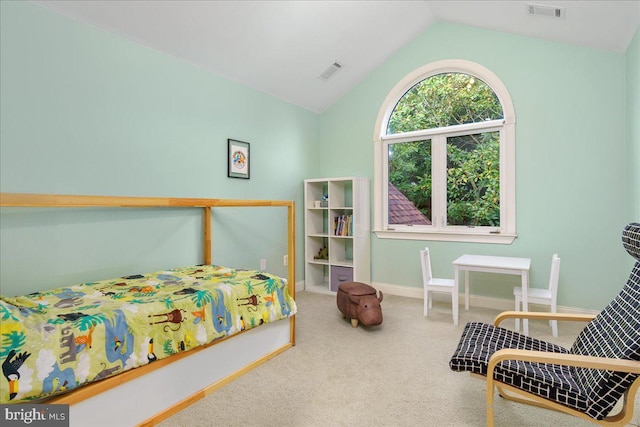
420 247 458 325
514 254 561 337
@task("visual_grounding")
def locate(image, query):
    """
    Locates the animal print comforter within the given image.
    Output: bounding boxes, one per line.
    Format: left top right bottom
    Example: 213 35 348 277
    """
0 265 296 403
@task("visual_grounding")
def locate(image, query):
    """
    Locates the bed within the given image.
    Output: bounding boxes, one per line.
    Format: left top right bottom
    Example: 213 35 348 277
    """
0 193 297 427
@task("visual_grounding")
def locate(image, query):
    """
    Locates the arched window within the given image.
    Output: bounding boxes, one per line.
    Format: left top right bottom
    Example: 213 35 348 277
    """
373 60 516 243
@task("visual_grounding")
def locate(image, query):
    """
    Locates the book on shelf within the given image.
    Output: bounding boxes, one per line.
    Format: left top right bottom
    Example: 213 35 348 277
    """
333 214 353 236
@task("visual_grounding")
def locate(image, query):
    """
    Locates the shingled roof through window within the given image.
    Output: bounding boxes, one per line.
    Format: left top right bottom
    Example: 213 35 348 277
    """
388 183 431 225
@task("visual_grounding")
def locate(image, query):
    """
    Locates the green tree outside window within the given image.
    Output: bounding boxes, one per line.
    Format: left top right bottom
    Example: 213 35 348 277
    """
387 73 503 227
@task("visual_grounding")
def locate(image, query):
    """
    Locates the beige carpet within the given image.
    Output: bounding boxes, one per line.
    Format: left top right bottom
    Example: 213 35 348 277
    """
159 291 640 427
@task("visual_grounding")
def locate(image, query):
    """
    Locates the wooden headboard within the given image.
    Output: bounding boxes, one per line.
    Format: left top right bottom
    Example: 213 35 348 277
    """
0 192 295 291
0 190 297 320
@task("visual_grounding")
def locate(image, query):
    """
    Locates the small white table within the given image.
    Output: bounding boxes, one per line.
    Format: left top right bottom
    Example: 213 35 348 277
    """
453 254 532 335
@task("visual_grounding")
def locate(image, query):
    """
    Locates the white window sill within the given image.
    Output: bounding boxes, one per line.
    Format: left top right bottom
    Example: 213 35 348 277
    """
373 229 517 244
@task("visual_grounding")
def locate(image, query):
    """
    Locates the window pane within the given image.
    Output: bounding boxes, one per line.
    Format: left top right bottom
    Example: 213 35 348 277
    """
447 132 500 226
387 73 503 135
388 140 432 225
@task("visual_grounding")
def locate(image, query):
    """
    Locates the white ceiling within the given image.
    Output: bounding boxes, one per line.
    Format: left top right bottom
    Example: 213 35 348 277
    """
36 0 640 113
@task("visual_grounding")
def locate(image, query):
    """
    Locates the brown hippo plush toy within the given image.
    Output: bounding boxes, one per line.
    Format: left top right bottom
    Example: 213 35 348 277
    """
336 282 383 328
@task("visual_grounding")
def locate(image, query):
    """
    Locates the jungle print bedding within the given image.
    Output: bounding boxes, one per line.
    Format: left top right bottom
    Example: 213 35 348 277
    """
0 265 296 403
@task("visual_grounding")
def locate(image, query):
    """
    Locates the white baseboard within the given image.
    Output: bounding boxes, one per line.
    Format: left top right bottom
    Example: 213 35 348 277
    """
301 280 598 316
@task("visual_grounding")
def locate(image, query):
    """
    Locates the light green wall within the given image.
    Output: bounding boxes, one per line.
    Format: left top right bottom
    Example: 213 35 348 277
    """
1 2 636 310
317 22 631 311
627 29 640 222
0 2 315 294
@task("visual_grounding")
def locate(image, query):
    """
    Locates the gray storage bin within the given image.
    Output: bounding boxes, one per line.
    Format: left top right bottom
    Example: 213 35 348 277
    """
330 265 353 292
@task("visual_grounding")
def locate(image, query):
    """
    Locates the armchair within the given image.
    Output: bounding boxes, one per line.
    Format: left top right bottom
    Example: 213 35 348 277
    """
449 223 640 426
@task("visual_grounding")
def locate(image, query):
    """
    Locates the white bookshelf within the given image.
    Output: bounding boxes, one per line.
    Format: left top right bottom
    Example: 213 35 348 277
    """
304 177 370 294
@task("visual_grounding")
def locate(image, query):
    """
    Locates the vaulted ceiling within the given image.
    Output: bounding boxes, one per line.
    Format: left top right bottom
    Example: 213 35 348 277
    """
36 1 640 113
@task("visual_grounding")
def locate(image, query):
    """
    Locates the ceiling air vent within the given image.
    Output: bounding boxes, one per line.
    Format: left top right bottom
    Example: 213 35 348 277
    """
318 62 342 81
526 3 565 19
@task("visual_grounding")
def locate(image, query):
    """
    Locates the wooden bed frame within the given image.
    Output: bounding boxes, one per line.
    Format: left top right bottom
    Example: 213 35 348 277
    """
0 192 296 427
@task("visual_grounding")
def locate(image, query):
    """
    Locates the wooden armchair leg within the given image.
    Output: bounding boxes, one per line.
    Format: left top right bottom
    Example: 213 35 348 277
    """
486 380 496 427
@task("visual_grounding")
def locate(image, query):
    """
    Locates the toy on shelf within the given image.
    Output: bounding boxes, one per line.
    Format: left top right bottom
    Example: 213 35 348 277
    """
313 246 328 260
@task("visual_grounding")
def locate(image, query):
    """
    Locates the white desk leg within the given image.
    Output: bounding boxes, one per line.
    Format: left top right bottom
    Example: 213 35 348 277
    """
454 267 460 308
522 270 529 336
464 269 470 310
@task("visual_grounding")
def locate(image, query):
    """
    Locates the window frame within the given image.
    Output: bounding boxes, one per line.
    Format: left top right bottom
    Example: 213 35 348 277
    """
373 59 516 244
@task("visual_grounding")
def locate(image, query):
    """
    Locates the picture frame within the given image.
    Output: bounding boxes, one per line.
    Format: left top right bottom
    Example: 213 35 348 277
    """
227 139 250 179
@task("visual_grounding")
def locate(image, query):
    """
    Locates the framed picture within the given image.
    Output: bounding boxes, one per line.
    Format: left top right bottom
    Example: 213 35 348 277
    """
227 139 250 179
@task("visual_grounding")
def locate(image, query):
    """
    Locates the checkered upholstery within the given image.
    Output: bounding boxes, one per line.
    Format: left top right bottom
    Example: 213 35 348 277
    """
450 223 640 420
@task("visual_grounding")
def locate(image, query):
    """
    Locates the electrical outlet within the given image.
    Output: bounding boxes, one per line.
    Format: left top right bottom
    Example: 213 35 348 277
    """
283 255 288 266
260 259 266 271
